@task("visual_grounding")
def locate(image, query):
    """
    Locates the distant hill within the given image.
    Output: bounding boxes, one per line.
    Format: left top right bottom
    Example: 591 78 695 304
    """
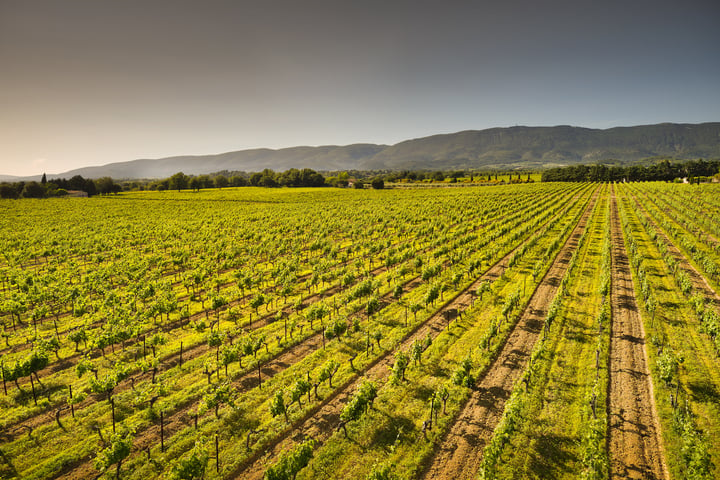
40 144 387 181
363 123 720 170
4 122 719 181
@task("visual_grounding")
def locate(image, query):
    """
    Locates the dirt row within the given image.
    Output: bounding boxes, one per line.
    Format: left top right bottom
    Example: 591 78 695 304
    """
607 186 668 480
417 186 598 480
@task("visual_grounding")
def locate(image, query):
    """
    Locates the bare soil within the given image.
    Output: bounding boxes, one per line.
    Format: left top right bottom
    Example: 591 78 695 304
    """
607 187 667 480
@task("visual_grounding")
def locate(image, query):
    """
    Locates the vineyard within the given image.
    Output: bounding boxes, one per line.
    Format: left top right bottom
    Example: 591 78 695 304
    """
1 182 719 480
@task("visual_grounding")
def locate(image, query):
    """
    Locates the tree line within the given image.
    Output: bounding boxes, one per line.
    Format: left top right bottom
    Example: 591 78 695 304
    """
0 174 120 199
541 159 720 182
162 168 326 191
1 167 541 199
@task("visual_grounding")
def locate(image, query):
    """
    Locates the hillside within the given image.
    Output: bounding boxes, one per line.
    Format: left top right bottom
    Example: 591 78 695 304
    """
363 123 720 170
4 122 719 180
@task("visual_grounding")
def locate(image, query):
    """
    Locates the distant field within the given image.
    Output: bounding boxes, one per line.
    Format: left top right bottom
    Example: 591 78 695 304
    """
1 183 718 480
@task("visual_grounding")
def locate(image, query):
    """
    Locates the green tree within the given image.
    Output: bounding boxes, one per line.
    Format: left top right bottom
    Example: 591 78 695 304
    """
229 175 247 187
21 181 45 198
96 177 118 195
339 380 377 436
318 359 340 388
169 172 189 191
290 378 312 407
214 175 229 189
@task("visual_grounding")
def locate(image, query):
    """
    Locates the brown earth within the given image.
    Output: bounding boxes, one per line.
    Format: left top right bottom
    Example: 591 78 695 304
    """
607 187 668 480
417 187 598 480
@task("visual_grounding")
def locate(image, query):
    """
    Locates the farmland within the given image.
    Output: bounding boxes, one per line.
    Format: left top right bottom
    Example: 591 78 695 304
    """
1 183 719 480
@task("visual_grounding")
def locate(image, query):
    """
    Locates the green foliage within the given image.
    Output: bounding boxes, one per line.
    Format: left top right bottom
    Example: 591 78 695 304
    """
364 296 380 316
289 378 311 406
366 463 398 480
410 339 423 366
347 279 377 301
318 359 340 387
657 349 683 386
6 348 50 381
169 439 209 480
340 380 377 423
324 320 347 339
421 263 442 281
89 362 131 398
265 439 315 480
390 351 409 385
451 356 474 388
67 328 88 349
674 407 714 479
478 387 526 479
205 329 224 348
199 382 236 417
76 355 95 378
94 430 133 475
250 294 265 312
424 284 439 306
580 417 609 480
270 389 289 422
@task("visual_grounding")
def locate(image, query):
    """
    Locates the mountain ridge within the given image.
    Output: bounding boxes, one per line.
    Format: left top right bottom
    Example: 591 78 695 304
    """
3 122 719 181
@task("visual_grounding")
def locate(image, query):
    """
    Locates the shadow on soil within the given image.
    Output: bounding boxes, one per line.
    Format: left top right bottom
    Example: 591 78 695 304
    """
526 432 578 479
688 379 720 405
367 409 416 452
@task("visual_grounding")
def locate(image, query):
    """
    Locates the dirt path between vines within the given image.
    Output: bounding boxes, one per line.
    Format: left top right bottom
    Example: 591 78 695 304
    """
607 187 667 480
417 188 598 480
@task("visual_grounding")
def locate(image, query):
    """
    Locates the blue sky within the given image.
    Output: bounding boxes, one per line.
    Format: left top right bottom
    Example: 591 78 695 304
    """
1 0 719 176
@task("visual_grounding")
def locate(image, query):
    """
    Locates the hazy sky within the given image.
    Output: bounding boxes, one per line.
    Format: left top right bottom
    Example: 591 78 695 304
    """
1 0 719 176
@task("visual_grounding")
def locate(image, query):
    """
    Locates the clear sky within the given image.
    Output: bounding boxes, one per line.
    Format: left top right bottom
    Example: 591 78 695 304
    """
1 0 719 176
